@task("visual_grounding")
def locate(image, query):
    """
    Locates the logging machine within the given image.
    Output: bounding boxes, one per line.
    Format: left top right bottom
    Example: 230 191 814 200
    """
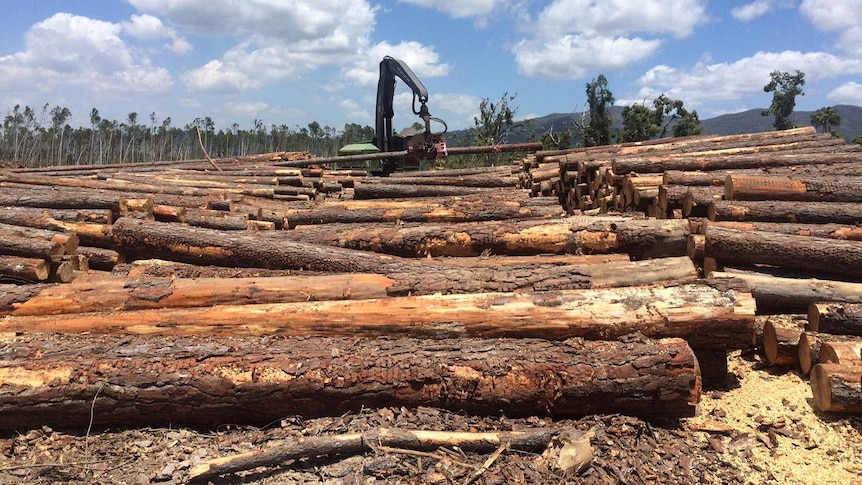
338 56 449 174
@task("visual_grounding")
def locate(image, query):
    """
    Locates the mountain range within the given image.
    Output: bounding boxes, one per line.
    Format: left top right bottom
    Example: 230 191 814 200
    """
470 104 862 146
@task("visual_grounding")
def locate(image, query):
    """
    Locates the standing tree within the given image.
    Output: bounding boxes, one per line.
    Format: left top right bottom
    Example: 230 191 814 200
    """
583 75 615 146
619 104 659 143
652 95 702 138
473 92 517 146
810 106 841 136
762 70 805 130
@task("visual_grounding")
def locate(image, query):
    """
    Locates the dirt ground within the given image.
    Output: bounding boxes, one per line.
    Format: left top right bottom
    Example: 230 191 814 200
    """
0 349 860 485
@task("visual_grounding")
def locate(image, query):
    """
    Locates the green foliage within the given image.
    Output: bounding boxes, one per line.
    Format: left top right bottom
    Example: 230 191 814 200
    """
472 92 517 146
583 75 615 146
810 106 841 136
619 104 659 143
618 95 701 143
762 70 805 130
540 126 574 150
853 135 862 145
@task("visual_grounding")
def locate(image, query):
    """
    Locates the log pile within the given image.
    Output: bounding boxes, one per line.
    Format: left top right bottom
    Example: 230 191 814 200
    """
2 126 862 436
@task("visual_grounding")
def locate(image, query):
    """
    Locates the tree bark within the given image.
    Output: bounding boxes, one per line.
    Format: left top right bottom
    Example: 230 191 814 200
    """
0 234 64 263
725 175 862 202
810 363 862 413
703 226 862 279
288 217 689 259
796 332 862 376
0 334 701 430
808 302 862 336
708 200 862 225
762 318 803 366
709 271 862 315
0 256 49 282
353 183 501 199
701 220 862 241
0 279 755 349
0 186 130 213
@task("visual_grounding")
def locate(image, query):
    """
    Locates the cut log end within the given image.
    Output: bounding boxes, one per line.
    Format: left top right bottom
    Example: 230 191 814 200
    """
810 363 862 413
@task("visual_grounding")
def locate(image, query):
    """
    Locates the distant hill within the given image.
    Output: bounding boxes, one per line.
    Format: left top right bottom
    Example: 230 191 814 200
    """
450 105 862 146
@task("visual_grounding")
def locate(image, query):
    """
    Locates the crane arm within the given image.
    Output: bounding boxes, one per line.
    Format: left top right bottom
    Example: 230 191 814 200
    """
375 56 430 153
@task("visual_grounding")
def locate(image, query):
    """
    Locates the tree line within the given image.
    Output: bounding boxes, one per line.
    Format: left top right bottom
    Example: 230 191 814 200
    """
1 104 376 167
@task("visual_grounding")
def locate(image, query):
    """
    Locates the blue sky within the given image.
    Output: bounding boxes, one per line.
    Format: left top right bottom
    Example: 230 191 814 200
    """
1 0 861 134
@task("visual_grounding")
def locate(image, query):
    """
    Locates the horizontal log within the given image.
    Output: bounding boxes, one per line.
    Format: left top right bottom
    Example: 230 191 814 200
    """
353 183 500 199
708 200 862 225
289 217 689 259
0 234 64 262
819 341 862 367
797 332 862 376
0 279 755 349
762 317 804 366
0 333 699 430
0 256 49 282
725 175 862 202
0 186 129 213
709 271 862 314
808 302 862 336
701 220 862 241
810 363 862 413
703 226 862 279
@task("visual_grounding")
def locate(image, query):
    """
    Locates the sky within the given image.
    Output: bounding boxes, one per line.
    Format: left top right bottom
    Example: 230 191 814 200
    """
1 0 861 134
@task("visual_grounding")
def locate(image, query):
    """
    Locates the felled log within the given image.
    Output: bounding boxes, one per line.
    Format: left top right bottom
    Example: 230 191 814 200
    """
725 175 862 202
708 200 862 225
810 363 862 413
0 256 49 282
808 302 862 336
353 183 499 199
289 217 689 259
0 185 132 213
0 333 701 430
710 271 862 314
282 196 565 227
702 226 862 279
762 317 805 366
75 246 122 271
701 220 862 241
0 234 64 263
365 174 518 188
818 341 862 367
183 208 250 231
0 279 755 349
0 208 114 248
796 332 862 376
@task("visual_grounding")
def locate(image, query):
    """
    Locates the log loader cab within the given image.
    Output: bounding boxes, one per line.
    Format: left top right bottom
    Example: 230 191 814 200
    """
338 56 448 174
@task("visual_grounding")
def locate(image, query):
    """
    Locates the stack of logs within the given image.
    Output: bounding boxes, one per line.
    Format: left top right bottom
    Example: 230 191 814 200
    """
1 126 861 433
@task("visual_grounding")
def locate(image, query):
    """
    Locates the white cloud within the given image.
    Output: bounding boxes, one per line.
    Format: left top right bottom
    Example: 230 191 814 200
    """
512 0 708 79
635 50 862 110
0 13 173 97
513 34 662 79
397 0 505 18
800 0 862 57
827 82 862 105
134 1 379 94
121 14 192 54
731 1 772 22
343 41 452 88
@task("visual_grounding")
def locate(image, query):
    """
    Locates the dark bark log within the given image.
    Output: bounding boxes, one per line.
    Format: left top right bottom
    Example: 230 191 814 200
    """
725 175 862 202
0 234 64 262
810 363 862 413
808 302 862 336
708 200 862 225
709 271 862 315
76 246 122 271
388 166 514 178
0 279 755 349
353 183 502 199
0 186 129 213
183 208 250 231
682 186 725 217
663 162 862 186
0 222 79 253
703 226 862 279
0 334 700 430
363 174 519 188
701 220 862 241
0 256 49 282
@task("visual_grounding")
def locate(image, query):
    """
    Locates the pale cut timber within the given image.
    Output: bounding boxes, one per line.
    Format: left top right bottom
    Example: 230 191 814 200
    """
0 279 756 349
725 175 862 202
808 302 862 336
810 363 862 413
819 341 862 367
710 271 862 314
0 333 701 430
708 200 862 225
